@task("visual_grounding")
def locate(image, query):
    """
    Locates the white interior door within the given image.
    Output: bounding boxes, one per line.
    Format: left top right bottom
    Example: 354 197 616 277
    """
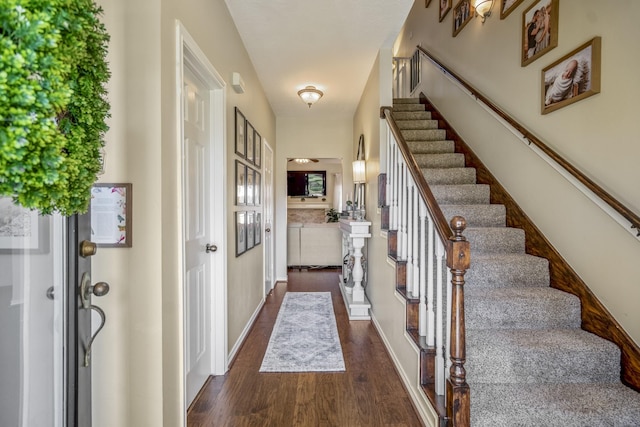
183 66 213 406
263 142 274 296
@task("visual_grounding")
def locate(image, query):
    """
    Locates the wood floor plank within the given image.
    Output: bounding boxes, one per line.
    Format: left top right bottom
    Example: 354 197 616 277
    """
187 269 423 426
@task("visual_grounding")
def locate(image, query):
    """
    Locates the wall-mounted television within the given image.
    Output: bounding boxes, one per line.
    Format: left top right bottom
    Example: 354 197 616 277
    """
287 171 326 197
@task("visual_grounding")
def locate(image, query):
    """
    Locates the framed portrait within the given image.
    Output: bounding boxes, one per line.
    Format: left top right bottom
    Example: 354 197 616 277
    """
236 160 247 206
521 0 558 67
425 0 432 7
246 211 255 250
90 183 132 247
246 167 255 206
0 197 50 253
500 0 525 19
254 131 262 168
255 212 262 246
254 171 261 206
246 121 255 165
235 107 246 158
236 211 246 256
439 0 452 22
452 0 474 37
541 37 601 115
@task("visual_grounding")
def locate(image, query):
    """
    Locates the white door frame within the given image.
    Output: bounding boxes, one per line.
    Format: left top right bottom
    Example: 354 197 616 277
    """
263 140 275 297
176 20 228 405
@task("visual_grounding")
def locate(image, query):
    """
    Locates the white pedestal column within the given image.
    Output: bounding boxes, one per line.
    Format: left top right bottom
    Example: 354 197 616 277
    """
338 219 372 320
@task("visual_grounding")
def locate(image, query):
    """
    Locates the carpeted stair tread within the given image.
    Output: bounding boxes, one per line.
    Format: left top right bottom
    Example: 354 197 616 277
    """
422 167 476 185
392 111 432 121
401 128 447 141
465 253 550 288
466 328 621 384
470 382 640 427
465 287 581 330
406 140 455 154
395 119 439 130
465 227 526 254
430 184 491 204
414 153 465 168
440 204 506 227
393 98 420 104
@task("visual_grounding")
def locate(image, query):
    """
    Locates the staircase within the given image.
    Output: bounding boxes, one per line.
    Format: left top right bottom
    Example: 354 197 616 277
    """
391 97 640 426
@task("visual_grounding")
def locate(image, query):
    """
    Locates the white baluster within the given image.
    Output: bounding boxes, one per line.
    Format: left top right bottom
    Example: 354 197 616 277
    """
406 182 414 295
426 213 435 346
419 200 427 337
411 185 420 298
435 238 445 396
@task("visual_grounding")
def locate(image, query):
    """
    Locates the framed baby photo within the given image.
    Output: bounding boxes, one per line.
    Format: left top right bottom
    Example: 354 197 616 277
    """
500 0 525 19
541 37 601 115
452 0 473 37
521 0 559 67
439 0 452 22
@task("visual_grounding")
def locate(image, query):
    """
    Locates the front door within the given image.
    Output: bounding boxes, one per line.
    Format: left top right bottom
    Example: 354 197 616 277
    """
183 65 214 406
0 199 96 426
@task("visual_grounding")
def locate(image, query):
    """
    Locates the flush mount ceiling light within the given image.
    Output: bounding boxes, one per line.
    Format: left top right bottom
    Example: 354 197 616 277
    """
297 85 323 108
474 0 494 23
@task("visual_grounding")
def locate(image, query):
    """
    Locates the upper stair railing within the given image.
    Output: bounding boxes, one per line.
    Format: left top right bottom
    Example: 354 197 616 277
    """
380 106 471 426
412 46 640 239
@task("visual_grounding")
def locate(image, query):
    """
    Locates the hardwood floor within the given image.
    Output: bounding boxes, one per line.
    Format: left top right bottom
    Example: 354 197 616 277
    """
187 268 424 427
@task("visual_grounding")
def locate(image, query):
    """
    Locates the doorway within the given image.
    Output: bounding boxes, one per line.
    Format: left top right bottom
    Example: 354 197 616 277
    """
263 141 274 296
177 22 228 411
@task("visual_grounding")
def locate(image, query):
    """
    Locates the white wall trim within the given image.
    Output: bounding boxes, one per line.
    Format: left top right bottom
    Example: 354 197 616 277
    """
227 299 264 362
370 312 438 427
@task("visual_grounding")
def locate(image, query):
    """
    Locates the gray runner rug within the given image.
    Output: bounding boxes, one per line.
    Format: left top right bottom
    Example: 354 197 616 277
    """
259 292 345 372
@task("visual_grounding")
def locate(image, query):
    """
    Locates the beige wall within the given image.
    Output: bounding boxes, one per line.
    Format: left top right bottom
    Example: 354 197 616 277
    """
396 1 640 342
94 0 276 426
275 117 354 280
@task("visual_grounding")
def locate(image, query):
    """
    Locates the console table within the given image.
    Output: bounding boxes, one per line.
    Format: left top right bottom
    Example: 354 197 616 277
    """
338 219 372 320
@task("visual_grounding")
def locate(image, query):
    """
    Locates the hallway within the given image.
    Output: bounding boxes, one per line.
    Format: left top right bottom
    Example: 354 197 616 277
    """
187 269 423 426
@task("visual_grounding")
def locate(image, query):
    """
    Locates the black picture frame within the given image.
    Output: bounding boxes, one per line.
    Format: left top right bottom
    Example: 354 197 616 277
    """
255 212 262 246
236 160 247 206
254 171 261 206
236 211 246 256
254 130 262 168
246 211 255 250
235 107 246 158
246 167 255 206
246 121 255 165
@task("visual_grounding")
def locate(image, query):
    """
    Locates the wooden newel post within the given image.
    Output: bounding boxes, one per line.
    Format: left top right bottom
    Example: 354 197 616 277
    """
446 216 471 427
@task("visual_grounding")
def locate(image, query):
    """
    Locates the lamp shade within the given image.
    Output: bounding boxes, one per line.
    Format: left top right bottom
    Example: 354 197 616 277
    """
352 160 366 184
298 85 323 107
474 0 493 19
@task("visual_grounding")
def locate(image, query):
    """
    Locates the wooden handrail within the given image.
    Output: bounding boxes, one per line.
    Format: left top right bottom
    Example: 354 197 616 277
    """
380 106 454 244
416 45 640 236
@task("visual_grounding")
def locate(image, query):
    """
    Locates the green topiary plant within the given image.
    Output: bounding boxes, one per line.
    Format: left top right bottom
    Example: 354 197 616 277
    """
0 0 110 215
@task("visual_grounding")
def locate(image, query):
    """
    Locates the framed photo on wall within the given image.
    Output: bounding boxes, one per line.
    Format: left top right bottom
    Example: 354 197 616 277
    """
439 0 452 22
541 37 601 115
521 0 558 67
452 0 473 37
236 160 247 206
254 171 261 206
246 167 255 206
254 130 262 168
246 121 255 165
90 183 133 247
235 107 246 158
246 211 255 250
236 211 246 256
255 212 262 246
500 0 525 19
0 197 50 253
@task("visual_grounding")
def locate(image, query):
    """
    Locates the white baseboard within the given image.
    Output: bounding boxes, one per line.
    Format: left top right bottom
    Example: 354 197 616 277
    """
227 299 264 363
370 312 438 427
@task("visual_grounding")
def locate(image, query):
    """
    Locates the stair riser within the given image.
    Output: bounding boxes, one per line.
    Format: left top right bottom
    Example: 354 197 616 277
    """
466 291 581 330
407 140 454 154
393 104 426 112
465 255 550 288
465 228 526 254
422 168 476 185
466 331 621 384
431 184 491 205
440 204 506 227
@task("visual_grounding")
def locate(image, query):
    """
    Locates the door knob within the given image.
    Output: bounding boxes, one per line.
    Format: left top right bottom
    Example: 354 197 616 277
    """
80 273 110 309
206 243 218 253
265 228 271 232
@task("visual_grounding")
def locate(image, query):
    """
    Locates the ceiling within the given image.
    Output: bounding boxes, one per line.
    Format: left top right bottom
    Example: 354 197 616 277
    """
224 0 414 119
